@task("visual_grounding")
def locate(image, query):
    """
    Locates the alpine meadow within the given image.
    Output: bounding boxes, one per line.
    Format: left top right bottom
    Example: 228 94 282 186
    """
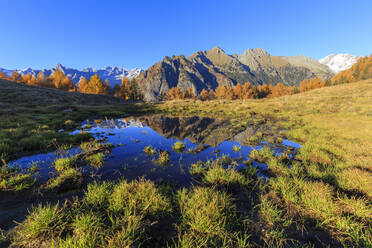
0 1 371 248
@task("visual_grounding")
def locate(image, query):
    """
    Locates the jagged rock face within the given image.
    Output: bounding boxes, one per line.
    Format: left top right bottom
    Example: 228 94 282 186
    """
136 47 336 101
238 48 284 85
136 55 204 101
136 52 237 101
238 48 330 85
189 47 257 85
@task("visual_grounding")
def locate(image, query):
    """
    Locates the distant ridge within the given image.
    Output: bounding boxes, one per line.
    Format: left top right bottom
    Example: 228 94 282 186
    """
0 65 142 88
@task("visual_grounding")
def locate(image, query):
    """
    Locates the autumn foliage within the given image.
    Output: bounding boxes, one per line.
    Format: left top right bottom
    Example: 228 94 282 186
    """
48 71 75 90
299 77 325 92
0 72 7 79
166 81 297 101
4 70 75 90
114 76 141 100
78 74 108 95
166 87 185 100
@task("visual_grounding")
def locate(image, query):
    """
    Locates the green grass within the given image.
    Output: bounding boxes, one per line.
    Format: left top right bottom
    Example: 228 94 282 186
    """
85 152 105 168
79 140 103 152
156 150 170 166
176 187 238 245
143 145 156 155
44 168 82 192
83 181 112 207
12 178 172 247
13 203 67 246
249 146 274 163
190 159 254 188
53 156 77 172
0 164 36 191
109 178 171 217
232 145 241 152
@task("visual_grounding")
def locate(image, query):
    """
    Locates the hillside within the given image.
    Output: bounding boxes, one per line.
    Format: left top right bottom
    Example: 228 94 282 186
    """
0 78 121 105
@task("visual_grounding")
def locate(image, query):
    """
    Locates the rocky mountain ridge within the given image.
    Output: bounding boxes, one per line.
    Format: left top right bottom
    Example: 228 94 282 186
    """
136 47 337 101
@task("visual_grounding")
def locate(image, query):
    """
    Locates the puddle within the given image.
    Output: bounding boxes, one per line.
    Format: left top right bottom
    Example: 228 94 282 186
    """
8 115 301 186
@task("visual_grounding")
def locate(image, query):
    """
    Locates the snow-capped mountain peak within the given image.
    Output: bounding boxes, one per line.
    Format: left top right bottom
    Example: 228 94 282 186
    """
319 54 361 73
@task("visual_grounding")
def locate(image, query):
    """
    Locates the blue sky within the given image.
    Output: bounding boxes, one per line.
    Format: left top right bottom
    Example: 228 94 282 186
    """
1 0 371 70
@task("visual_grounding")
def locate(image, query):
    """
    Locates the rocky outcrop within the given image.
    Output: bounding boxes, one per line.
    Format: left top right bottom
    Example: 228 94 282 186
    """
136 53 237 101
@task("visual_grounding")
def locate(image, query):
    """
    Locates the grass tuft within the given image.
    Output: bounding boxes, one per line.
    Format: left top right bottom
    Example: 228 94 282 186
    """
85 152 105 168
53 156 77 172
173 141 186 152
143 145 156 156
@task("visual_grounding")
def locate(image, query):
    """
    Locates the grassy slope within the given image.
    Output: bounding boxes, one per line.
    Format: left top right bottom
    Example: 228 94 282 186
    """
0 79 151 161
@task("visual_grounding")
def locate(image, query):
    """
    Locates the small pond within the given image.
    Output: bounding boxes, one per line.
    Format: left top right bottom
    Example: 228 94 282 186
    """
9 115 301 186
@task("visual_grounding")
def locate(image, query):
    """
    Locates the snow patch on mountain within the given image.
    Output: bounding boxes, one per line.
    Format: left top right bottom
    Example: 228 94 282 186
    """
319 54 361 73
0 64 142 88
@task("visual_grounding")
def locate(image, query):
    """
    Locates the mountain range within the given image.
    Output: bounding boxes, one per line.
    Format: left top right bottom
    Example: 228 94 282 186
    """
0 48 361 101
319 54 361 73
0 64 142 88
136 47 337 101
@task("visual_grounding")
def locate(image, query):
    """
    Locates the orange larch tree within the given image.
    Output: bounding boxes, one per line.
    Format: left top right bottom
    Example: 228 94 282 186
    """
166 87 184 100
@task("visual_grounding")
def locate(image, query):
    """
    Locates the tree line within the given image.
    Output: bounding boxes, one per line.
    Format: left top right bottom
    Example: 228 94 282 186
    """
166 82 297 101
0 70 141 100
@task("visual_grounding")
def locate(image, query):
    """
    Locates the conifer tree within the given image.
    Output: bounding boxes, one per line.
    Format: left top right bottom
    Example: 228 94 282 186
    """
9 71 21 82
166 87 184 100
199 88 210 101
185 87 196 99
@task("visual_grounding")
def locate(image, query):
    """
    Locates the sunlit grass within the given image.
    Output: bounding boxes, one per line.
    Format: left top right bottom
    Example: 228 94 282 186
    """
53 156 77 172
85 152 105 168
173 141 186 152
45 168 82 192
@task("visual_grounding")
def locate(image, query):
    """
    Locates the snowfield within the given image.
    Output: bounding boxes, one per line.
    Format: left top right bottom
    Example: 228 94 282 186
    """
320 54 361 73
